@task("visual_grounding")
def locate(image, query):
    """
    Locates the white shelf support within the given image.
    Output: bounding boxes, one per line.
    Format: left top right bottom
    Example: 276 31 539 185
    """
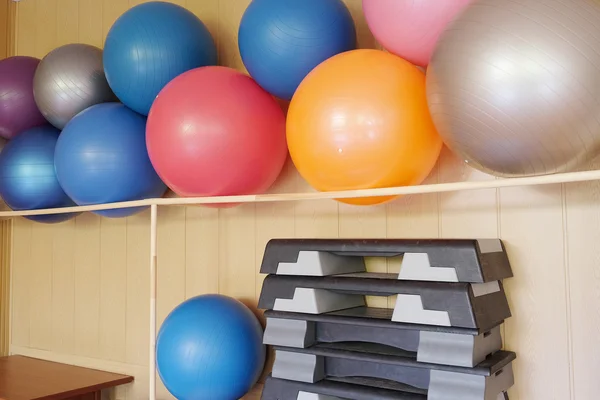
149 204 158 400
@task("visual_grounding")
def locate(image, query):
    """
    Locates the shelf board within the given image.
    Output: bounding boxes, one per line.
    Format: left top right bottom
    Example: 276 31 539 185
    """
1 168 600 219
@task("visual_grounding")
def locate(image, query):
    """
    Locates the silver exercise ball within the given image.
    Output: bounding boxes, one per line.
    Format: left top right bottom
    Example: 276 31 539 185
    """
33 43 115 129
427 0 600 177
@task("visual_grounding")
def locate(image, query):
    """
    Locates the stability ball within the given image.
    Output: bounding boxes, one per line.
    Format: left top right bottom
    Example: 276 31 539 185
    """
157 294 266 400
0 126 79 223
427 0 600 177
104 1 217 116
363 0 472 67
0 56 47 139
147 66 287 200
239 0 356 100
34 43 115 129
55 103 167 217
287 49 442 206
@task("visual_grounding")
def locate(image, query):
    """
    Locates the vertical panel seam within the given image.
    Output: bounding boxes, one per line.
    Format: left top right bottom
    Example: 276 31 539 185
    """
496 181 505 348
183 207 187 299
124 218 129 363
561 183 575 400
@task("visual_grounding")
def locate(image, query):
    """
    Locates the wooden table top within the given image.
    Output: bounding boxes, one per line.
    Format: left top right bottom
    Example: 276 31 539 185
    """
0 356 134 400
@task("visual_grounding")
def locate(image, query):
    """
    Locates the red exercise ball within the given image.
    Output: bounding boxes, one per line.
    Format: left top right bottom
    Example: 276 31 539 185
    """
146 66 287 201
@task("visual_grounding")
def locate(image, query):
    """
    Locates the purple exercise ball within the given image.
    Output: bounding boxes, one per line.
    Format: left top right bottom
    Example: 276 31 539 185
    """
0 56 47 139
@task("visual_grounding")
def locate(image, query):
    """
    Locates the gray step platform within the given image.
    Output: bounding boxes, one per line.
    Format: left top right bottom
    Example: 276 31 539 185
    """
258 274 510 331
261 376 510 400
261 375 427 400
271 343 515 400
260 239 512 283
264 308 503 368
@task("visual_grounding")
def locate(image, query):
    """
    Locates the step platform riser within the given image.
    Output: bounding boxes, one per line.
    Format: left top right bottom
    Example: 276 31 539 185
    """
261 376 510 400
259 276 511 330
272 350 514 400
260 239 513 283
264 317 503 368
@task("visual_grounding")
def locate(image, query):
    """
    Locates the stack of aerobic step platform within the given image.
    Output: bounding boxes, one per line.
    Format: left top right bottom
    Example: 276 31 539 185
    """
258 238 515 400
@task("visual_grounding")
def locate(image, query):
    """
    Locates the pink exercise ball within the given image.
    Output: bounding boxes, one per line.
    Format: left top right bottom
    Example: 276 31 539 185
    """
146 66 287 203
363 0 473 67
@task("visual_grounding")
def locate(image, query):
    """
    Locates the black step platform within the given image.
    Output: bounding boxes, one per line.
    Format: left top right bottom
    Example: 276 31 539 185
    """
261 375 428 400
262 375 428 400
260 239 512 283
261 376 510 400
258 274 510 330
263 308 503 367
271 342 515 400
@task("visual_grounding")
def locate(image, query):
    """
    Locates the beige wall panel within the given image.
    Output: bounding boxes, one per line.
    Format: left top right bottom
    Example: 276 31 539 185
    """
156 208 186 328
184 207 219 299
500 185 571 400
28 223 53 351
565 176 600 400
11 219 31 348
99 219 128 363
73 214 102 359
51 220 76 354
125 211 151 367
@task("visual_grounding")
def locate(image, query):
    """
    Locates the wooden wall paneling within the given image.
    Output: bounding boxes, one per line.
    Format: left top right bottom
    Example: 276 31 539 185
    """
217 0 250 71
0 0 9 58
28 223 53 351
185 0 220 44
564 176 600 399
385 168 440 240
156 207 186 327
0 220 12 356
294 176 340 239
185 208 219 299
0 0 12 352
78 0 103 47
73 214 102 359
125 212 150 368
218 204 257 305
10 220 31 347
33 0 57 58
500 185 571 400
102 0 129 41
14 0 34 56
438 149 499 238
50 220 76 354
99 219 128 363
56 0 79 47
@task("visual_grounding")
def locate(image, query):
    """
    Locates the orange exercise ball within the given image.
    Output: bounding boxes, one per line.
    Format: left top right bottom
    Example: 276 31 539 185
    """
287 49 442 205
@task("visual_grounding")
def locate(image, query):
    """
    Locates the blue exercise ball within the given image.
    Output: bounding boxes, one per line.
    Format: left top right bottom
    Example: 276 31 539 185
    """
0 126 79 223
55 103 167 218
104 2 218 116
157 294 266 400
238 0 357 100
